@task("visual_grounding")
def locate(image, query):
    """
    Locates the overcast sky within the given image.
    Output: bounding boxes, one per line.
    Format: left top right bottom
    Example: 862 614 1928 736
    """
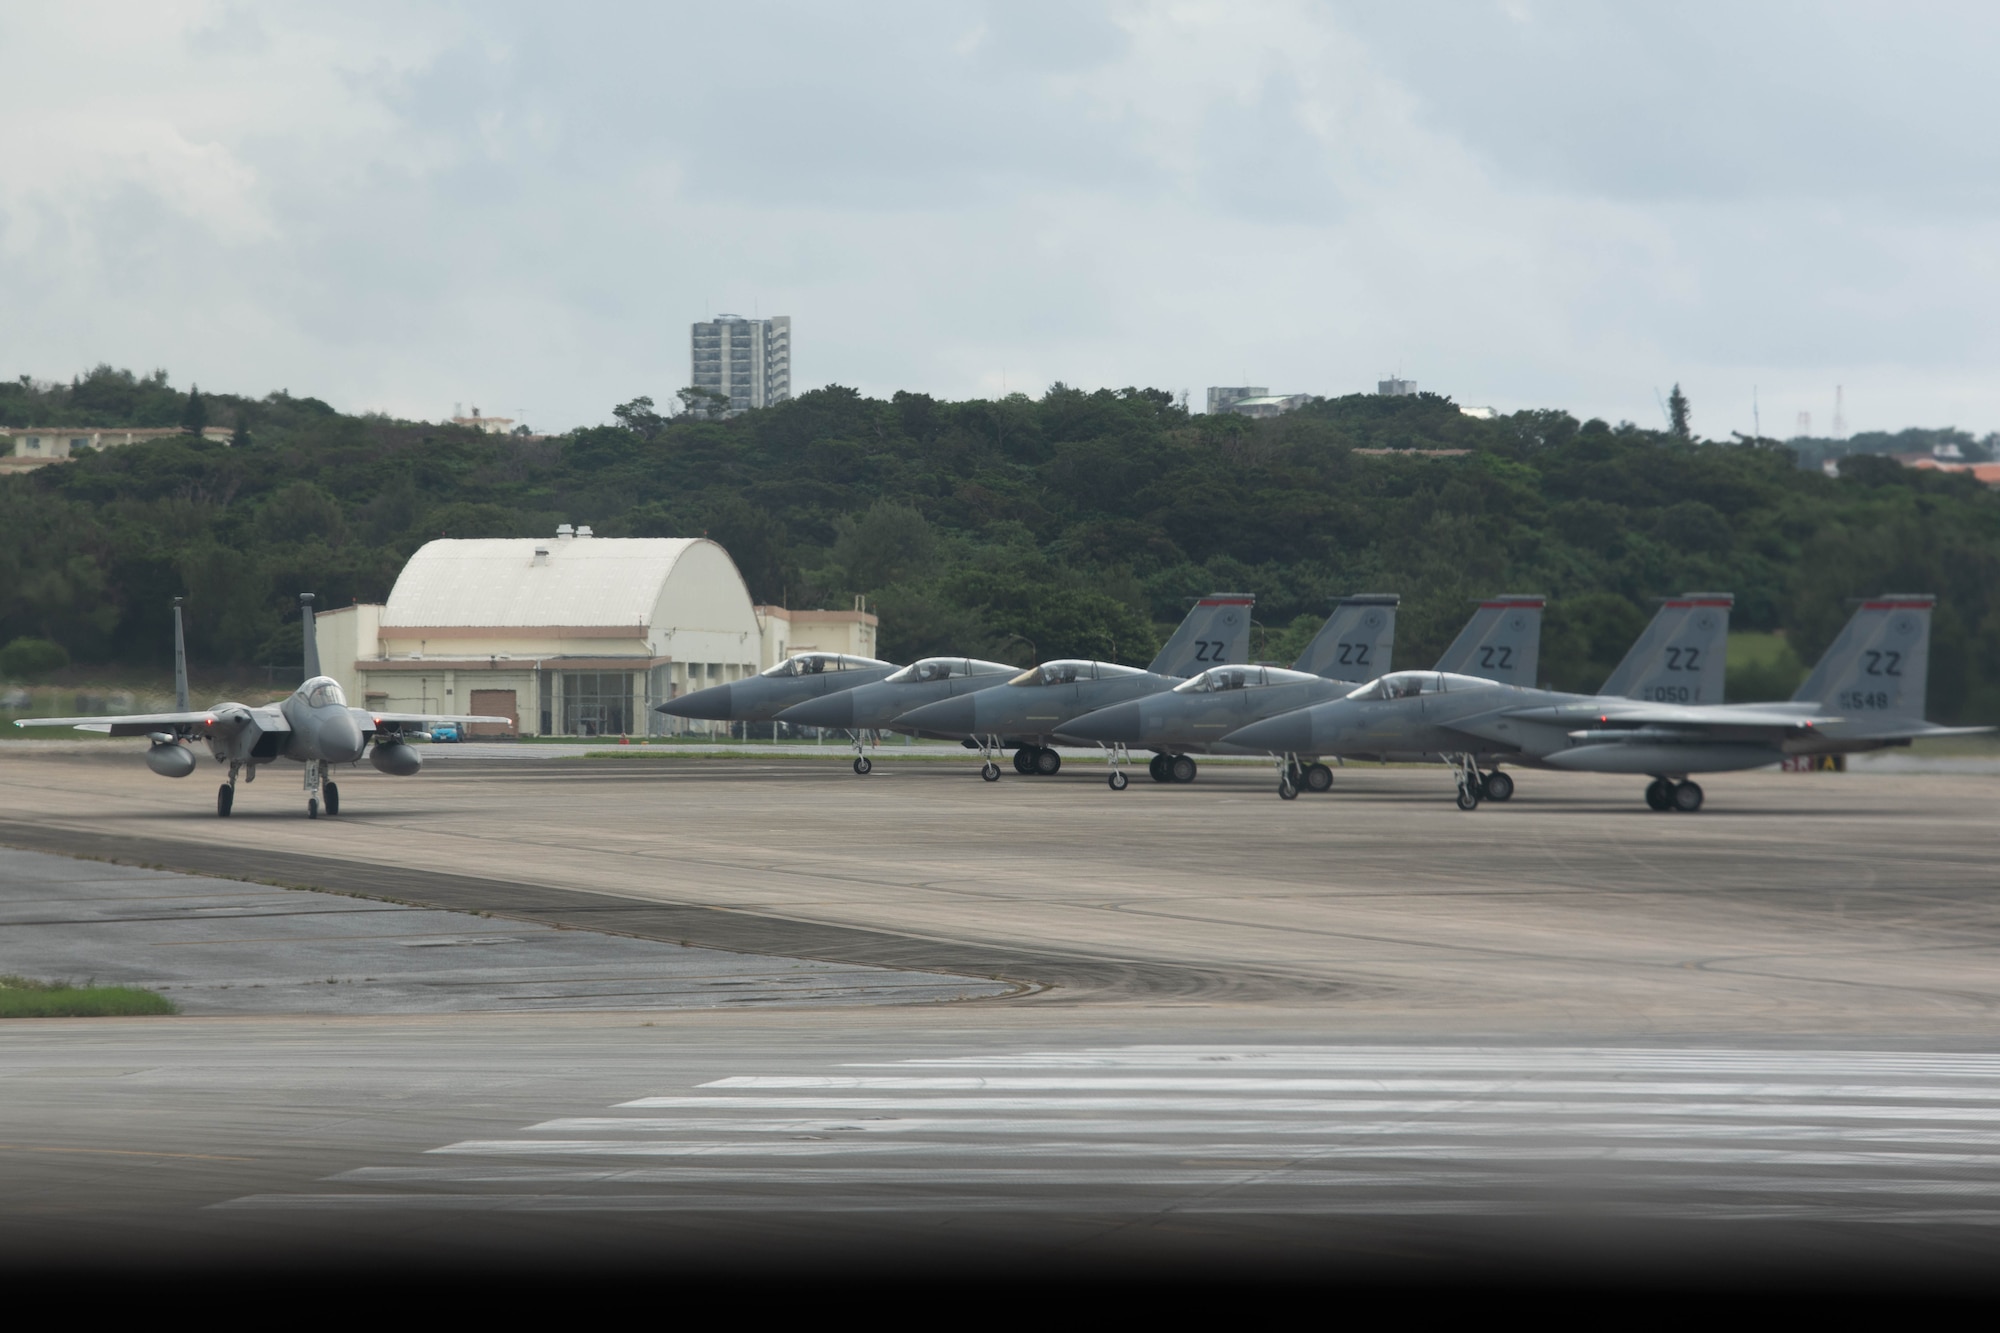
4 1 1996 437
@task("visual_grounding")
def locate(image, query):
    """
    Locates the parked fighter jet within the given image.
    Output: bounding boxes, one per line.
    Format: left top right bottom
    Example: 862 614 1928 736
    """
773 656 1020 773
1057 595 1399 790
655 651 898 727
1223 594 1979 810
893 594 1255 781
16 596 506 818
1219 591 1724 800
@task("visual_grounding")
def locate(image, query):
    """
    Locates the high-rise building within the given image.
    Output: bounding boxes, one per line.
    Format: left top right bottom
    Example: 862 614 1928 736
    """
690 315 791 415
1378 377 1417 396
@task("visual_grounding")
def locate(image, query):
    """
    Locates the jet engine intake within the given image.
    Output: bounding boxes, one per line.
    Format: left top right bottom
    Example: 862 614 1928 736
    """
145 741 197 778
370 740 422 776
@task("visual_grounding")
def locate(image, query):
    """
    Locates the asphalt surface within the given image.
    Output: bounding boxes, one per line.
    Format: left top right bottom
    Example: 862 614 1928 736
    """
2 749 1997 1283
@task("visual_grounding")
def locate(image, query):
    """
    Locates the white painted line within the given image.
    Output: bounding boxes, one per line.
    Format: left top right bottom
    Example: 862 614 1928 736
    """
209 1193 2000 1222
436 1122 2000 1151
700 1075 2000 1096
870 1050 2000 1076
583 1100 2000 1124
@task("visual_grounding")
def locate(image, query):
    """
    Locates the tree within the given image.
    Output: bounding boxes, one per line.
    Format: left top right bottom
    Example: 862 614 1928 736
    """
676 387 731 419
180 385 207 437
612 395 667 441
1668 383 1691 441
230 411 252 448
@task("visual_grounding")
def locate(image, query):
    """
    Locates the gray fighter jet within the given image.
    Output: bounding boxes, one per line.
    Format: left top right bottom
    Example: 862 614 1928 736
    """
1223 594 1981 811
1056 595 1399 790
893 594 1255 781
656 651 898 727
16 595 506 818
772 656 1020 773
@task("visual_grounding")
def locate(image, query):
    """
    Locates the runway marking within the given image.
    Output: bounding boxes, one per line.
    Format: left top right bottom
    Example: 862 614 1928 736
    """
0 1143 258 1162
217 1044 2000 1223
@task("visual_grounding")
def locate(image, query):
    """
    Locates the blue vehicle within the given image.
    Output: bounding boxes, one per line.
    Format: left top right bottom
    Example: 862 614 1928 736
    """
430 723 463 743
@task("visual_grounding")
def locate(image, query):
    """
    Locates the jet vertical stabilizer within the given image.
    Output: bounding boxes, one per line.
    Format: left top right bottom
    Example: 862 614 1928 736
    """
1291 594 1398 680
1433 594 1544 686
1599 593 1732 704
1148 594 1254 677
172 595 189 711
1793 595 1934 721
300 593 320 680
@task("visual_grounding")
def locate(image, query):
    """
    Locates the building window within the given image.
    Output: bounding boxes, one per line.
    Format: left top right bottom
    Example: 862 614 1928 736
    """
562 671 632 736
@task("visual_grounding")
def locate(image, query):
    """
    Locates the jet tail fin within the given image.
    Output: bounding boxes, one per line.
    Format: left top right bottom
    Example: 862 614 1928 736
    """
1793 595 1934 721
1433 595 1544 685
1148 594 1254 677
1291 594 1398 680
171 596 189 711
300 592 320 680
1599 593 1732 703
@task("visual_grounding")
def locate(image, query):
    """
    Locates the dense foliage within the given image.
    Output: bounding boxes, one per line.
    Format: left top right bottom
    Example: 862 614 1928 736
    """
5 370 1999 721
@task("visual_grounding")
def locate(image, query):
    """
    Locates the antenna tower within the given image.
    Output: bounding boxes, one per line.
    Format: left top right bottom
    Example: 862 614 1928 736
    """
1795 410 1812 438
1832 385 1847 440
1752 386 1761 441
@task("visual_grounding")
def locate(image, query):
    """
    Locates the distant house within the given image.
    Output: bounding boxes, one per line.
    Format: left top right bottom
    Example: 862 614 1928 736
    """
1 426 232 472
1205 386 1311 418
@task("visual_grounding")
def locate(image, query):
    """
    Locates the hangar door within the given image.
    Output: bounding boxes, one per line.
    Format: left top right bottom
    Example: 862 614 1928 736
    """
468 689 517 737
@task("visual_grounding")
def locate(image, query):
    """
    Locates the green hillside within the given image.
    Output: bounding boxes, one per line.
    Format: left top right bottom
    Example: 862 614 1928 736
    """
5 367 2000 721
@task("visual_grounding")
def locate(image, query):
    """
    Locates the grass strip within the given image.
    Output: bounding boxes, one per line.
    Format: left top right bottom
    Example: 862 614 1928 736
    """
0 975 175 1018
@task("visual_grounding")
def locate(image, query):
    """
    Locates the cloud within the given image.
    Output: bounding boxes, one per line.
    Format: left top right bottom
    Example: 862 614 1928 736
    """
0 0 1995 439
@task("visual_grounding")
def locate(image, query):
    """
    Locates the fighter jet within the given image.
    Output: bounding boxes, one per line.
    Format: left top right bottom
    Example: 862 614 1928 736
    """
893 594 1255 781
1056 595 1400 790
655 651 898 727
1217 591 1715 799
1223 594 1980 811
15 595 506 818
771 656 1021 773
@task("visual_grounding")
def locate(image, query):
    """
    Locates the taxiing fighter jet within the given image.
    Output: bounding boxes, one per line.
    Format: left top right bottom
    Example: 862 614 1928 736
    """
1224 594 1980 811
893 594 1255 781
772 656 1020 773
16 596 506 818
655 651 898 728
1057 595 1400 789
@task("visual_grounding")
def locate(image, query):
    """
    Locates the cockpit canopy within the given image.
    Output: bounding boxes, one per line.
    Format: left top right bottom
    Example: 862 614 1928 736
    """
1345 670 1497 701
884 657 1016 685
302 677 347 708
1008 659 1150 688
1172 665 1320 694
760 653 891 679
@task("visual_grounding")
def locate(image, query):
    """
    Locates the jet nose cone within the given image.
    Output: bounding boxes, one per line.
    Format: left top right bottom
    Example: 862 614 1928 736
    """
325 712 366 763
776 692 854 729
1223 709 1313 753
899 693 978 735
658 684 733 720
1059 700 1142 743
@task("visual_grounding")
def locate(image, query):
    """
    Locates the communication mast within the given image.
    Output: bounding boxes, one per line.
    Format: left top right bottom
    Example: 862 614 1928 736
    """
1796 410 1813 438
1832 385 1847 440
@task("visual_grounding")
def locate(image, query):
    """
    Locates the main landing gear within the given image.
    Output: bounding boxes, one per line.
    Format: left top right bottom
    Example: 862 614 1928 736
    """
1012 746 1062 776
1145 753 1198 785
1645 777 1703 812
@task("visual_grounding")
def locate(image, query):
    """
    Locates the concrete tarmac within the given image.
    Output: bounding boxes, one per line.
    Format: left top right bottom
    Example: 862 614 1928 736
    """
2 749 1998 1280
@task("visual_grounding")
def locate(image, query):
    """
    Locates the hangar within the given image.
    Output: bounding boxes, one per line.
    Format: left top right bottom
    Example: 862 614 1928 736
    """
317 527 875 737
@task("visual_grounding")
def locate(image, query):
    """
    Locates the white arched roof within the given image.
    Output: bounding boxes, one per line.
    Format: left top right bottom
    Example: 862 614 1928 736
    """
382 537 752 634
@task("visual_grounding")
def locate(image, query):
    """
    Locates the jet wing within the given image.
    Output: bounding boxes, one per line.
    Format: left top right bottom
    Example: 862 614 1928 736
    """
358 710 513 734
13 709 290 738
1502 702 1836 731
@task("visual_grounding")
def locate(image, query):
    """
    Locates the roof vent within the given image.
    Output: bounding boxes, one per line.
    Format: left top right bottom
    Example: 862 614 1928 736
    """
556 523 574 538
576 525 594 538
532 545 549 566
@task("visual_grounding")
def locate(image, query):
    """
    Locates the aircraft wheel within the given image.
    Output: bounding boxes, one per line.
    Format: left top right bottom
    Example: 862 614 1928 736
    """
307 797 319 820
324 782 340 816
981 762 1001 782
1034 747 1062 776
1148 754 1172 783
1455 784 1480 811
853 756 872 775
1672 780 1704 813
1013 748 1036 774
217 784 233 817
1109 771 1128 791
1644 778 1672 811
1481 770 1514 802
1304 763 1334 793
1278 778 1298 800
1169 755 1198 784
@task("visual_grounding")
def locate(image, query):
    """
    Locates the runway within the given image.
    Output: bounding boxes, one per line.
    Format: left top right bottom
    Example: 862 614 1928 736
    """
2 749 1998 1279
